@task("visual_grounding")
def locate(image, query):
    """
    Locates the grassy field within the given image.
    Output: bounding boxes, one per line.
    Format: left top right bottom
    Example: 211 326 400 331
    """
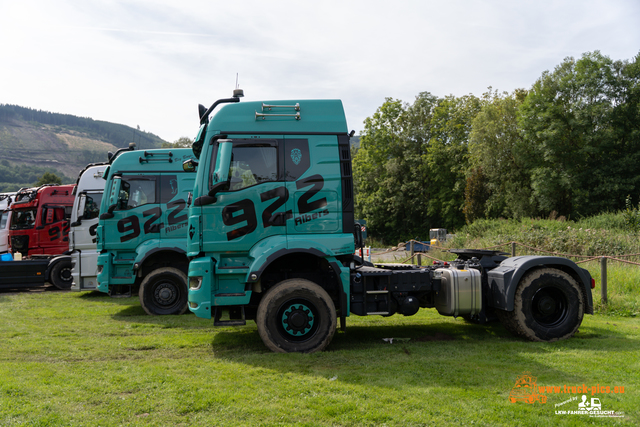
1 288 638 426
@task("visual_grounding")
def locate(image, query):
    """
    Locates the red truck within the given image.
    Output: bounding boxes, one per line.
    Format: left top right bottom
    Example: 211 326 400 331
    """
6 184 76 288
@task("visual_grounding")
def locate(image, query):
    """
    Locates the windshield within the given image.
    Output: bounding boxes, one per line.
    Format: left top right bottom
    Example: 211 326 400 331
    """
11 209 37 230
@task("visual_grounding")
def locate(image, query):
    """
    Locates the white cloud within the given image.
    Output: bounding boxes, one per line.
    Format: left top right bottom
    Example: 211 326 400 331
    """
1 0 638 140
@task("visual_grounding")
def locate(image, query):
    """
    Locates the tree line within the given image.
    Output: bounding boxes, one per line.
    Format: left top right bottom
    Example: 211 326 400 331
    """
0 104 165 149
0 160 74 192
353 51 640 244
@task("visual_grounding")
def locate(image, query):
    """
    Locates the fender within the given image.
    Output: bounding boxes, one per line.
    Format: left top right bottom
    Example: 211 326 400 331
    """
132 239 188 273
246 237 350 323
246 237 344 286
487 255 594 314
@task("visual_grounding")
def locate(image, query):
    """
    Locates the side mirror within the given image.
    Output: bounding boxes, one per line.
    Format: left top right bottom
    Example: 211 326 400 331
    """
73 194 87 225
107 176 122 214
213 141 233 183
194 181 230 206
182 159 198 172
208 181 230 199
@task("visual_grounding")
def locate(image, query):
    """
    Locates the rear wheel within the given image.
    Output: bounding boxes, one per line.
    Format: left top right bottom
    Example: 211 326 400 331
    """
50 259 73 290
139 267 188 315
498 268 584 342
257 279 336 353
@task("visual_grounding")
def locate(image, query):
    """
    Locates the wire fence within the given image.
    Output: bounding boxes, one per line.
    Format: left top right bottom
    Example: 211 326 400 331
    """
369 240 637 303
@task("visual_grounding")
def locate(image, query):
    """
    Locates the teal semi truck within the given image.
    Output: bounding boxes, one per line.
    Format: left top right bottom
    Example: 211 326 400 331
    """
96 147 196 315
185 91 594 353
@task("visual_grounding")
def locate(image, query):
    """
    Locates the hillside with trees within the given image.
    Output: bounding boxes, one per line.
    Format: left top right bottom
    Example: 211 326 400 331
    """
354 51 640 244
0 105 168 191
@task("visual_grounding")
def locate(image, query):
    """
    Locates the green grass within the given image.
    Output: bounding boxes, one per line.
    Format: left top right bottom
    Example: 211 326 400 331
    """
1 290 638 426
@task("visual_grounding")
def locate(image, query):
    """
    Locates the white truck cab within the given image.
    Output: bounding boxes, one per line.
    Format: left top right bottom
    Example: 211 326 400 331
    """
69 164 107 291
0 193 17 254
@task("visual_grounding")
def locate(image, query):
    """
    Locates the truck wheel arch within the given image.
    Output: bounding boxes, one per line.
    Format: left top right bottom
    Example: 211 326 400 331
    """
247 248 348 323
135 246 189 277
497 268 585 341
46 255 73 290
248 248 345 291
487 256 593 314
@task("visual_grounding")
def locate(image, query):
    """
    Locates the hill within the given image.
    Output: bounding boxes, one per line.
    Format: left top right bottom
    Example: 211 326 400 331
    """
0 104 168 190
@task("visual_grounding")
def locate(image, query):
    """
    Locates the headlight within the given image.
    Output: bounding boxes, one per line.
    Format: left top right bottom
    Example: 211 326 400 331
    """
189 276 202 290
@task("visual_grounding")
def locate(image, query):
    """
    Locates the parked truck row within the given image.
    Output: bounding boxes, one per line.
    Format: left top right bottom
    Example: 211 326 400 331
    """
0 90 595 353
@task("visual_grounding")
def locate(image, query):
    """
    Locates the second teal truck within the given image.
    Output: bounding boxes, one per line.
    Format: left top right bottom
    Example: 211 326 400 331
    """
96 147 196 315
184 91 595 353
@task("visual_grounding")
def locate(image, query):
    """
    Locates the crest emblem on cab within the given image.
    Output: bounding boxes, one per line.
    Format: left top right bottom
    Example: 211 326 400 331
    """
291 148 302 165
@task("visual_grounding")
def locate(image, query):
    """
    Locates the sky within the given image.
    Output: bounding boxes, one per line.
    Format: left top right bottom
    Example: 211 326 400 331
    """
1 0 639 143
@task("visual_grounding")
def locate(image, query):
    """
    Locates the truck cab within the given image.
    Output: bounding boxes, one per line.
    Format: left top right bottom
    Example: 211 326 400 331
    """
9 184 75 257
187 97 355 351
0 192 16 254
96 148 197 315
8 184 76 288
68 163 108 291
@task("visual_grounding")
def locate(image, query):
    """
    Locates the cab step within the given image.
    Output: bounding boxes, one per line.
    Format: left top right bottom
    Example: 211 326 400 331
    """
213 306 246 326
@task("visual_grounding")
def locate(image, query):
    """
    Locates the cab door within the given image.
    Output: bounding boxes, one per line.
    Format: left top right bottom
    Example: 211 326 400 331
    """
101 174 159 252
200 137 286 255
284 136 340 238
160 173 194 239
38 205 69 254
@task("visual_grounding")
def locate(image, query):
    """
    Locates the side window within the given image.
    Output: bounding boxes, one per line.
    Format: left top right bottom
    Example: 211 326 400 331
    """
83 193 103 220
229 146 278 191
0 211 9 230
44 207 65 225
160 175 179 203
116 176 157 210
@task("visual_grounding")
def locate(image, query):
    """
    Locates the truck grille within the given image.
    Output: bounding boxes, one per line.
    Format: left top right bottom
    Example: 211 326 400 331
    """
11 235 29 256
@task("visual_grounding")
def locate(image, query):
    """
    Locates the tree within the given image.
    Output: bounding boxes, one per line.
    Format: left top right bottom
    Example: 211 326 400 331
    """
353 92 480 243
519 51 640 217
466 89 537 221
161 137 193 148
426 94 482 229
35 172 62 186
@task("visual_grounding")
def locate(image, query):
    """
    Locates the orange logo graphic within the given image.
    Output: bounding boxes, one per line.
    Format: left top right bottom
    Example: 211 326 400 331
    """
510 372 547 404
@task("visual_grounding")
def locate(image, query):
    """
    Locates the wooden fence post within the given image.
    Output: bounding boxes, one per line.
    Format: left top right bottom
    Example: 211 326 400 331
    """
410 240 414 258
417 253 421 266
600 257 608 304
511 242 516 257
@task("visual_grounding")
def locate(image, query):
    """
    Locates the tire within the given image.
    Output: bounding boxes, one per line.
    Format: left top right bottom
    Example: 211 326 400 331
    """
139 267 188 315
498 268 584 342
256 279 336 353
50 259 73 290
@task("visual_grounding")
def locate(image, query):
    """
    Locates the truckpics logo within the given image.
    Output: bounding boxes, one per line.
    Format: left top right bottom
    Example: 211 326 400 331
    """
509 372 547 404
290 148 302 165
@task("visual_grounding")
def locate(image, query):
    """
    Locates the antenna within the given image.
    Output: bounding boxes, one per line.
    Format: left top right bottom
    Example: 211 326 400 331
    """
233 73 244 98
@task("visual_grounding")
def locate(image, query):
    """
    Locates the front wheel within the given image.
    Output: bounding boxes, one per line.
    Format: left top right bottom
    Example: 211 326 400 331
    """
498 268 584 342
50 259 73 290
139 267 188 315
256 279 336 353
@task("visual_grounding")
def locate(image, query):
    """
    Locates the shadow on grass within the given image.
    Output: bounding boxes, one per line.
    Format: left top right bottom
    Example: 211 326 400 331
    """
77 291 112 299
206 316 640 392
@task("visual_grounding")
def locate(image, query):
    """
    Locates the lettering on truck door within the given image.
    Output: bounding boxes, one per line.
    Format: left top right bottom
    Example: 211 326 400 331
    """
201 138 287 253
106 175 159 250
